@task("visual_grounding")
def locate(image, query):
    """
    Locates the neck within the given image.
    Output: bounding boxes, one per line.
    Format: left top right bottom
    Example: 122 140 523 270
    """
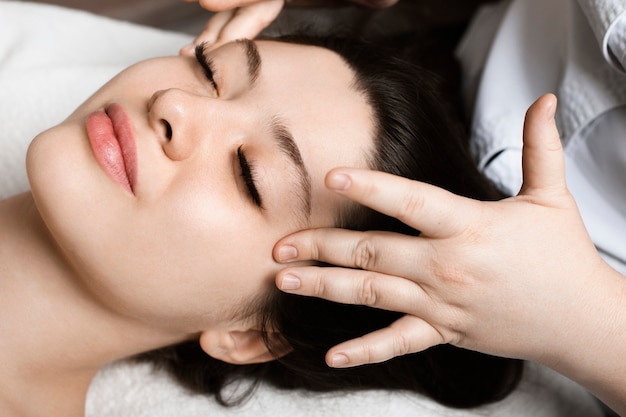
0 193 186 417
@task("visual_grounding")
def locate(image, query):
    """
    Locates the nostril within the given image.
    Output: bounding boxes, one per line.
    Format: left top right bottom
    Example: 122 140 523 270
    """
161 119 172 141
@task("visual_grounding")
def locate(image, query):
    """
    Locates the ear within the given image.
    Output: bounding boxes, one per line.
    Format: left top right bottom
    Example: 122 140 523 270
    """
199 328 291 365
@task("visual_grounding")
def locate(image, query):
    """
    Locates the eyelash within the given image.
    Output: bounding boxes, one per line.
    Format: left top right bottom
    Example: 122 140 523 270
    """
195 43 218 92
194 45 261 209
237 146 263 208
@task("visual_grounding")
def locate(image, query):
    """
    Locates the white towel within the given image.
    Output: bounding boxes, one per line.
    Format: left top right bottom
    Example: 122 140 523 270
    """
0 0 191 199
87 360 603 417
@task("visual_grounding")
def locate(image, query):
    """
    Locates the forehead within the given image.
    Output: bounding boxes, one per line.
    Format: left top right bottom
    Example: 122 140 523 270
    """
252 40 375 225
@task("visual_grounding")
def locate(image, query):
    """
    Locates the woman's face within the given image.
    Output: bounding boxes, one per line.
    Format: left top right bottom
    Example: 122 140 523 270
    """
27 40 374 334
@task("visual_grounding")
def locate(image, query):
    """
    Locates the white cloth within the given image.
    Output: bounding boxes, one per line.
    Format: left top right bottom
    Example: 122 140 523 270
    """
86 360 602 417
577 0 626 70
456 0 626 274
0 0 191 199
0 2 605 416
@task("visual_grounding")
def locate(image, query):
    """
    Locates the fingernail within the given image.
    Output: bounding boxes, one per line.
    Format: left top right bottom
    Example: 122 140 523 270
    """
280 273 301 291
277 245 298 262
330 354 350 367
327 173 351 191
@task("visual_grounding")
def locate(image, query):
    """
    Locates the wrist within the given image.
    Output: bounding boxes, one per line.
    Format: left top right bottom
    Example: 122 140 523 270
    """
536 262 626 412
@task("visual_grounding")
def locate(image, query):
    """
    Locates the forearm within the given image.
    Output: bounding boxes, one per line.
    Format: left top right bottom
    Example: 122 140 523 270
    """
538 263 626 415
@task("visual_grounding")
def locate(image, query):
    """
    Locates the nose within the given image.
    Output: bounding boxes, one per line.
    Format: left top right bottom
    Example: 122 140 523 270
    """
148 88 216 161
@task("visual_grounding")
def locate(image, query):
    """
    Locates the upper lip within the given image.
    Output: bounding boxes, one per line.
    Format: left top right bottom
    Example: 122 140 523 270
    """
85 103 139 195
106 103 138 193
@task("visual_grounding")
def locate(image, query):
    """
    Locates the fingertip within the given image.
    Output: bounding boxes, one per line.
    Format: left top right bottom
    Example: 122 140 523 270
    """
326 172 351 192
179 44 196 56
276 244 298 263
529 93 558 121
324 167 369 192
526 93 548 117
326 348 353 368
277 272 301 291
525 94 561 139
328 353 350 368
542 93 557 120
196 0 239 12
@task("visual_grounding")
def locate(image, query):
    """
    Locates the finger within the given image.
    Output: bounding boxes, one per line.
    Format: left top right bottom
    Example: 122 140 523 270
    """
275 263 433 313
181 1 283 55
197 0 272 11
274 228 436 282
325 315 445 367
520 93 567 196
180 10 234 56
214 1 283 44
324 168 480 238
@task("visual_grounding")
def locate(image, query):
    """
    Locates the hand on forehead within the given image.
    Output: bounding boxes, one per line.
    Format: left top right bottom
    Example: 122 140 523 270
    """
180 0 399 55
193 0 397 10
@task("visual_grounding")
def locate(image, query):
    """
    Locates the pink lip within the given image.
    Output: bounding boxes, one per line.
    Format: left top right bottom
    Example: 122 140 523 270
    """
86 104 137 194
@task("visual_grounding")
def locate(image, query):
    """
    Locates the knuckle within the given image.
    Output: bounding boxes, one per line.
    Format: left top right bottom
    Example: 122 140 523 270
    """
361 341 380 365
352 237 377 270
395 189 425 223
255 11 278 26
236 5 279 24
359 179 379 201
431 261 465 286
428 244 468 286
308 229 326 260
392 332 413 357
357 274 379 306
312 269 327 297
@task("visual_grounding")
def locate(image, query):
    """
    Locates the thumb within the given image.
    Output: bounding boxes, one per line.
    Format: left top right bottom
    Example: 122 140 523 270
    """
519 94 567 197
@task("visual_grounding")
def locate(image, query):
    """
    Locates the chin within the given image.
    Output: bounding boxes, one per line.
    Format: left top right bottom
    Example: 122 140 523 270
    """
27 122 98 237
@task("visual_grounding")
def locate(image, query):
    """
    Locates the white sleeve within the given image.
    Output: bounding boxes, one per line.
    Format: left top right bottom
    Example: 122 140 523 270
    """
577 0 626 71
607 15 626 71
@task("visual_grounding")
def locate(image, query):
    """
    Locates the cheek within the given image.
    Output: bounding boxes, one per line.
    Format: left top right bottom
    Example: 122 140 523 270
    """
81 58 197 108
144 196 243 274
27 123 118 252
126 203 278 328
48 190 280 329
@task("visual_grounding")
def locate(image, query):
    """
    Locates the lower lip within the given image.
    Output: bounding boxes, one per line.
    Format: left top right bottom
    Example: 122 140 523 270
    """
86 104 137 194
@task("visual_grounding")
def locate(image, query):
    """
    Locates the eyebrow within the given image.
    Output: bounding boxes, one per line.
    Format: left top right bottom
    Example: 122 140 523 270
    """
235 38 261 86
271 117 312 220
235 39 312 222
233 39 312 221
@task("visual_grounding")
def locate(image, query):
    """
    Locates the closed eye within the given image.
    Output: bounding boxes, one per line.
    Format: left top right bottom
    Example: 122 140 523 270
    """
195 43 218 92
237 146 263 209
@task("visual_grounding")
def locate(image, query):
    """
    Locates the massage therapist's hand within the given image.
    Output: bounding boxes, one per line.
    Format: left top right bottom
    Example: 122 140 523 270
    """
272 94 626 403
179 0 399 55
180 0 284 55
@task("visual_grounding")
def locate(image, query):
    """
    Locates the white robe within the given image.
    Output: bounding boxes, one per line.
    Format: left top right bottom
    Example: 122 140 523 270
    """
457 0 626 274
